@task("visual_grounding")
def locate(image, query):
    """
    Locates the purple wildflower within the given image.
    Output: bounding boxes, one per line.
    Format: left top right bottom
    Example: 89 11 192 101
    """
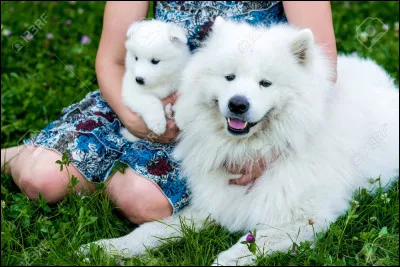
246 233 255 243
81 35 91 44
3 29 11 36
117 259 125 265
66 19 72 25
293 245 298 253
46 33 54 39
382 24 389 31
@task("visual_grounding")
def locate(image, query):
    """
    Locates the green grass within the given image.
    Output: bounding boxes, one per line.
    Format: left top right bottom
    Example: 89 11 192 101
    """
1 1 399 266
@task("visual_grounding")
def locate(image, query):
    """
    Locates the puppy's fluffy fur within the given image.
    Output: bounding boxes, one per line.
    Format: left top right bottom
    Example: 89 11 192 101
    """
83 17 399 265
120 20 190 141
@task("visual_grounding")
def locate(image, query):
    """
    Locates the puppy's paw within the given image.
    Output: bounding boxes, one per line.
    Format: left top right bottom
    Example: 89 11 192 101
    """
212 246 255 266
164 103 174 120
78 239 136 258
145 116 167 136
173 106 186 130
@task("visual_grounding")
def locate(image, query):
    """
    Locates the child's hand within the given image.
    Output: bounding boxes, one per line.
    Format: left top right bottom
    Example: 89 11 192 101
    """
119 93 180 143
227 159 266 186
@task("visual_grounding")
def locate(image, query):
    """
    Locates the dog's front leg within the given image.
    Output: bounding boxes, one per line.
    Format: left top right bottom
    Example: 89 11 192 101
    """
79 215 181 258
212 218 330 266
79 208 209 258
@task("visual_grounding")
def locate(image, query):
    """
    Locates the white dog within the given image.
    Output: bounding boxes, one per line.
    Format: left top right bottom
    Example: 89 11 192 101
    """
120 19 190 142
82 17 399 265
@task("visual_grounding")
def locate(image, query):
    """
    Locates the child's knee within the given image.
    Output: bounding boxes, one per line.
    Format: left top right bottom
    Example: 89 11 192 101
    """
121 196 172 224
124 193 172 224
108 172 173 224
18 165 68 203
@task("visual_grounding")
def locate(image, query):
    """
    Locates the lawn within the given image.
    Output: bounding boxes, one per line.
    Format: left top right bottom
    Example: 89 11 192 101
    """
1 1 399 266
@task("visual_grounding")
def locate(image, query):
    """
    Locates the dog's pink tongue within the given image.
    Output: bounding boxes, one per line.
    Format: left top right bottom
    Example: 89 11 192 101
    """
229 119 247 129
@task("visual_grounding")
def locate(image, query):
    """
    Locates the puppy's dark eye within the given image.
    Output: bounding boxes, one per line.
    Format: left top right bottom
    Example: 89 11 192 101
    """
135 56 138 61
151 59 160 65
225 74 236 81
259 79 272 87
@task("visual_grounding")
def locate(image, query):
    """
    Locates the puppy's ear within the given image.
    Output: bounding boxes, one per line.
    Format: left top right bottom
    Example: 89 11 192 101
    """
213 16 225 28
169 24 188 44
291 28 314 65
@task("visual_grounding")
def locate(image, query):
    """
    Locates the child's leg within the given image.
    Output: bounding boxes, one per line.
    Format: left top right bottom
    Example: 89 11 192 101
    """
2 145 174 224
105 167 173 225
1 145 96 203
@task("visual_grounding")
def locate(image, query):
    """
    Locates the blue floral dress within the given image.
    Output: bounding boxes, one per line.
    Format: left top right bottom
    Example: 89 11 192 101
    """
24 1 287 214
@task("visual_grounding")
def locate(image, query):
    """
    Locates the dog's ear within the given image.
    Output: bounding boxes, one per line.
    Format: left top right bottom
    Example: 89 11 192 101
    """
291 28 314 65
211 16 226 33
169 24 188 44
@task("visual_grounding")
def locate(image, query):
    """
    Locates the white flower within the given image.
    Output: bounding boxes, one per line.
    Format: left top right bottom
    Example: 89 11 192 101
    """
83 258 90 263
1 201 5 209
351 200 359 209
394 22 399 32
380 193 390 203
369 216 377 222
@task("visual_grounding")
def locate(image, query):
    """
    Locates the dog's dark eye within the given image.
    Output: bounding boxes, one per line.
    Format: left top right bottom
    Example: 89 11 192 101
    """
259 79 272 88
225 74 236 81
135 56 138 61
151 59 160 65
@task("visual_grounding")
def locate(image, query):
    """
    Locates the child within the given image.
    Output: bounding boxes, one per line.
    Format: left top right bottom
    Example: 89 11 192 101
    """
1 1 337 225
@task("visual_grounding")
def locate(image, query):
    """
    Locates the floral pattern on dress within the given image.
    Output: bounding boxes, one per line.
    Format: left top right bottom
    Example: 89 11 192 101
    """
25 91 190 213
155 1 287 51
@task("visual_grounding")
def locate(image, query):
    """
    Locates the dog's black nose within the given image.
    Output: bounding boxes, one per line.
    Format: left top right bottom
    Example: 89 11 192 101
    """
228 95 249 114
135 77 145 85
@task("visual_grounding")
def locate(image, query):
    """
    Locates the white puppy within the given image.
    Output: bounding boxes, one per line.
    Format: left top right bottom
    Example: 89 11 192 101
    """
82 17 399 265
120 19 190 142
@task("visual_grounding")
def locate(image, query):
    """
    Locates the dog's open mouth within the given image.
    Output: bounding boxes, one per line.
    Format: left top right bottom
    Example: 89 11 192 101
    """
226 117 258 135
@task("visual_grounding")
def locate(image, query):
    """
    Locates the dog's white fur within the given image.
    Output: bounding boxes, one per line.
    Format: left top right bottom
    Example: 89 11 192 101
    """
120 20 190 141
82 17 399 265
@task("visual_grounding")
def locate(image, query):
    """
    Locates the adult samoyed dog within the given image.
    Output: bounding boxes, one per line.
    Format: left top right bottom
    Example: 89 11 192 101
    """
81 17 399 265
120 20 190 142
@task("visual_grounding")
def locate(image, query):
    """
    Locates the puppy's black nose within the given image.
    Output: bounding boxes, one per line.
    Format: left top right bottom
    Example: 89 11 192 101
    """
228 95 249 114
135 77 145 85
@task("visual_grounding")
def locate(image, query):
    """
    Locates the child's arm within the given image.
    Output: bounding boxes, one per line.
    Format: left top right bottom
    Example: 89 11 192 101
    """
96 1 179 143
283 1 338 83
